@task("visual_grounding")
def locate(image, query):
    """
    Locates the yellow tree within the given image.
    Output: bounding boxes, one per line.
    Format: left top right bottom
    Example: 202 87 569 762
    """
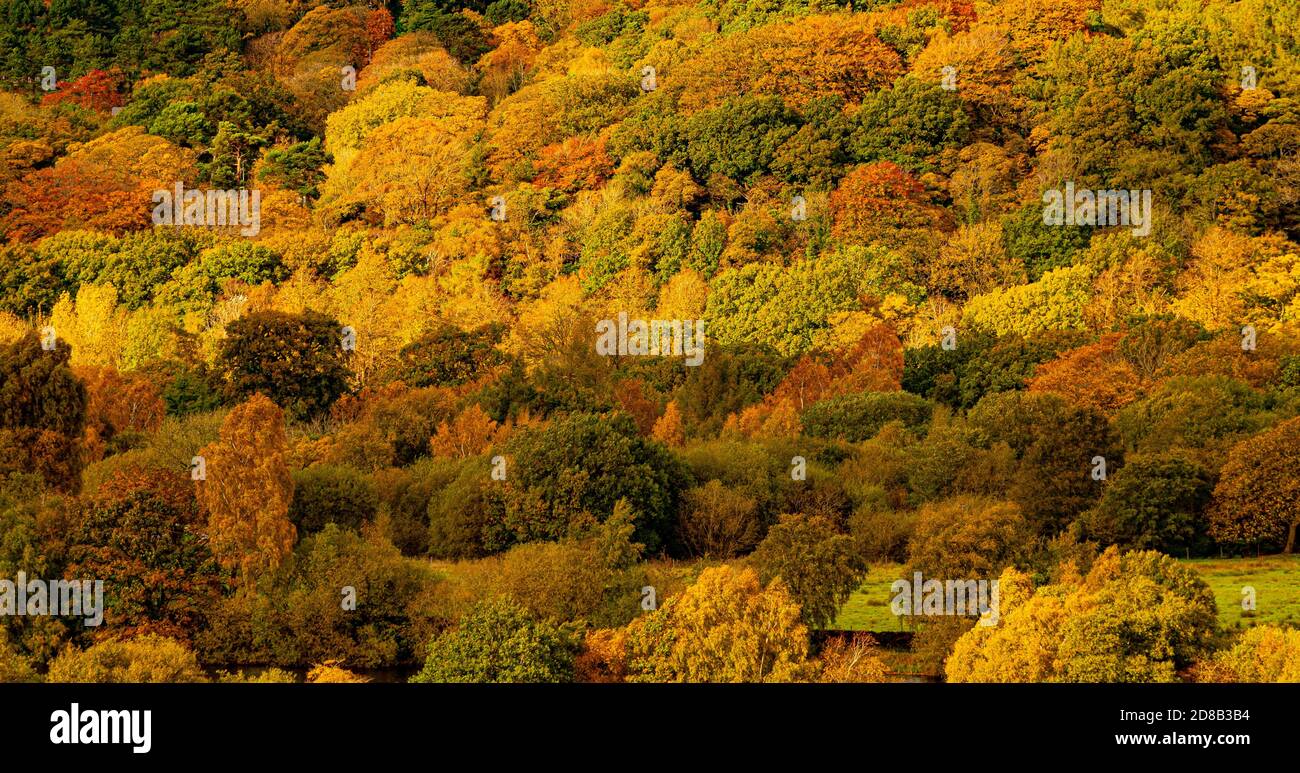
946 549 1216 682
196 394 296 582
911 25 1019 121
755 397 802 439
484 79 563 180
943 566 1055 682
307 660 371 683
0 311 27 344
623 565 810 682
335 116 477 225
430 404 500 458
649 165 704 213
46 634 208 683
59 125 198 191
677 15 903 112
815 633 890 683
1197 626 1300 683
947 143 1017 223
750 15 904 108
651 400 686 447
962 265 1093 336
931 221 1022 300
477 21 544 102
48 283 128 368
654 268 709 320
323 80 486 171
122 305 185 370
979 0 1101 66
1170 227 1254 329
507 275 592 373
400 257 512 334
357 32 470 94
331 242 399 386
1241 240 1300 327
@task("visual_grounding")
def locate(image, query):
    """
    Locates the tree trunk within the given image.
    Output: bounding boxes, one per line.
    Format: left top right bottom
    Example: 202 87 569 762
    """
1286 521 1298 554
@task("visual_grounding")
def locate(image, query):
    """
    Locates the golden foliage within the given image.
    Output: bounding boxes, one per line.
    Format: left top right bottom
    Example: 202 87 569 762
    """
1027 333 1144 413
814 633 890 683
307 659 371 683
650 400 686 447
624 565 810 682
196 394 296 581
430 404 502 458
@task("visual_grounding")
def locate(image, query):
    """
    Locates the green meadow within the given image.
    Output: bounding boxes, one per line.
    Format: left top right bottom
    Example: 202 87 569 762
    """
834 555 1300 633
1187 554 1300 630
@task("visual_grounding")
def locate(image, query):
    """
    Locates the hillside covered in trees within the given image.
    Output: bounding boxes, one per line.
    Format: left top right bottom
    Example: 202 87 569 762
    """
1 0 1299 683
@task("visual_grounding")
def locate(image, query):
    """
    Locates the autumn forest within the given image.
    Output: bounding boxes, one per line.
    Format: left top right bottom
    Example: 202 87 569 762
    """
0 0 1298 685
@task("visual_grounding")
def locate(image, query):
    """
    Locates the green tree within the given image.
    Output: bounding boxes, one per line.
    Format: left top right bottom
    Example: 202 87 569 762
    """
683 95 800 185
204 120 268 187
849 76 969 172
0 331 86 491
1115 376 1270 457
1000 202 1092 281
970 391 1119 535
673 343 790 436
1009 403 1120 536
499 412 684 552
389 323 507 387
1083 454 1213 554
288 464 379 536
411 597 577 683
750 514 867 629
195 524 436 669
801 391 932 442
258 137 330 199
217 310 351 421
198 242 288 285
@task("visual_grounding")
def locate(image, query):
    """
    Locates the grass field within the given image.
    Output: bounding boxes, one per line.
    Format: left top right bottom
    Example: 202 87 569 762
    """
832 562 910 632
833 555 1300 633
1186 554 1300 630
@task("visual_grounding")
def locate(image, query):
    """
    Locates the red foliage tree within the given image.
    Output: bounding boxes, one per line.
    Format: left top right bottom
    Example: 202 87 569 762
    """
40 69 126 113
831 162 944 242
